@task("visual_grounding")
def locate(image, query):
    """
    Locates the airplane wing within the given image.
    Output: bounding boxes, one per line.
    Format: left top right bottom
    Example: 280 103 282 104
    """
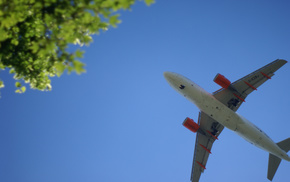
213 59 287 111
190 112 224 182
189 59 287 182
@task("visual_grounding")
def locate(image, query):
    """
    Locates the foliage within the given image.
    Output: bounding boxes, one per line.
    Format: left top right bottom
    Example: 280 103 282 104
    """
0 0 154 93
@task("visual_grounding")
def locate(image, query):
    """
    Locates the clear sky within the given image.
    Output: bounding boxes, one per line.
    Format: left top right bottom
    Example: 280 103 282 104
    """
1 1 290 182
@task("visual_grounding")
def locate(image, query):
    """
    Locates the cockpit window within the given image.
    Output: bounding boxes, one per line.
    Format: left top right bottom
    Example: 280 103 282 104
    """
179 85 185 89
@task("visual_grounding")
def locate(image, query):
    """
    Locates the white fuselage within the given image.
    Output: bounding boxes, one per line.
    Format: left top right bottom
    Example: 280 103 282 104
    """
164 72 290 161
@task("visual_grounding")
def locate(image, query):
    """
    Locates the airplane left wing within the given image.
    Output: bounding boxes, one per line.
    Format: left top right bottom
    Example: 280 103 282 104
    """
213 59 287 111
190 112 224 182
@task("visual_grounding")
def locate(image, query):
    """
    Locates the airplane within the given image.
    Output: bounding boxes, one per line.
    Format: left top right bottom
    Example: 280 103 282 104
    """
163 59 290 182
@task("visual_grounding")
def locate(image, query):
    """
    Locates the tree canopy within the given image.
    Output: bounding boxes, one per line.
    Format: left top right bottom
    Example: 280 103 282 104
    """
0 0 154 93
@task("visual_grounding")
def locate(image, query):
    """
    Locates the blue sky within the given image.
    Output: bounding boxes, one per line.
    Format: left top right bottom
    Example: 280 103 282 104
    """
1 0 290 182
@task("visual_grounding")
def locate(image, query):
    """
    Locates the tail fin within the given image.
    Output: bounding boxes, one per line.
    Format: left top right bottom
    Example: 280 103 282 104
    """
267 138 290 181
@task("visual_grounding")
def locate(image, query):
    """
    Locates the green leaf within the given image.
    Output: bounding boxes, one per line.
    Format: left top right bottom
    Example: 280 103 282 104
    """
75 49 84 58
15 82 22 88
145 0 155 6
109 14 121 28
54 62 66 77
0 62 4 70
15 89 22 93
73 60 86 74
0 80 4 88
20 86 26 93
11 39 19 46
9 69 15 74
0 29 8 41
15 86 26 94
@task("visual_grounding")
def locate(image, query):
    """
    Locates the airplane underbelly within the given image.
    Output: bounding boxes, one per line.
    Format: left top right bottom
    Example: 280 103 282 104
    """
234 116 284 157
199 92 288 159
199 92 238 131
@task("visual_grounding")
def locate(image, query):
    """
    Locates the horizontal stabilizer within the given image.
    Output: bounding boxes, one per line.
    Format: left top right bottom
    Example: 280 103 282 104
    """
277 138 290 152
267 154 281 181
267 138 290 181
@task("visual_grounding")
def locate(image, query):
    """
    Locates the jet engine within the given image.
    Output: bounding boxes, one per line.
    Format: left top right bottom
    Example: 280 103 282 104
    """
183 117 200 133
213 73 231 89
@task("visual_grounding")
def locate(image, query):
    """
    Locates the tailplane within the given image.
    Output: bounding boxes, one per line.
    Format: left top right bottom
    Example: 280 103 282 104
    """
267 138 290 181
277 138 290 153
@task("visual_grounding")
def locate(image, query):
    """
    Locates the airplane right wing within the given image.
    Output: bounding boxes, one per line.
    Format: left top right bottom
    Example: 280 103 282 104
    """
190 112 224 182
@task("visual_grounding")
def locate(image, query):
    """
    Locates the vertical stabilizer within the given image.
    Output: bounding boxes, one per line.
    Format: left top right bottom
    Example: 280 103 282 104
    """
267 154 282 181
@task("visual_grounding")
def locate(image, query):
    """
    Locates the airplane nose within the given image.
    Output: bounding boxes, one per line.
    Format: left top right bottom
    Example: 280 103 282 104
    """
164 71 181 88
163 71 175 81
163 71 169 78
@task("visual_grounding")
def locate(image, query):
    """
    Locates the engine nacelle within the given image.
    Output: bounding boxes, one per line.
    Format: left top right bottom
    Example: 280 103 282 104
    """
183 117 200 133
213 73 231 89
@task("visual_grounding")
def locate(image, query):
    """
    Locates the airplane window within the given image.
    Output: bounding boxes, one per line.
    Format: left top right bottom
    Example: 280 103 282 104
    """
179 85 185 89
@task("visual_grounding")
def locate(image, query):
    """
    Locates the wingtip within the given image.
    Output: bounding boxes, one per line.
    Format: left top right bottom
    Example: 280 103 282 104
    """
278 59 288 63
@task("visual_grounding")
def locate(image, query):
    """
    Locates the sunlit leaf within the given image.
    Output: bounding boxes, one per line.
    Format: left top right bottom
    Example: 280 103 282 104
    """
15 82 22 88
0 81 4 88
145 0 155 6
109 14 121 28
73 60 86 74
75 49 84 58
0 0 152 95
9 69 15 74
20 86 26 93
54 62 66 77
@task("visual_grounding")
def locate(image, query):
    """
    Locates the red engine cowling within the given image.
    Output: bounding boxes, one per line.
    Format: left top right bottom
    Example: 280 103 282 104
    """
213 73 231 89
183 117 199 133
